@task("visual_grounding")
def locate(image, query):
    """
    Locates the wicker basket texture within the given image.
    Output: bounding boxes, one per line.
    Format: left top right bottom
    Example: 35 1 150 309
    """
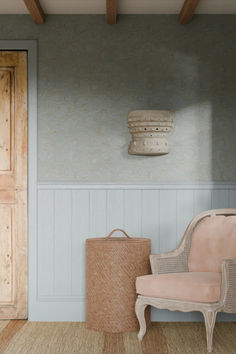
86 229 151 332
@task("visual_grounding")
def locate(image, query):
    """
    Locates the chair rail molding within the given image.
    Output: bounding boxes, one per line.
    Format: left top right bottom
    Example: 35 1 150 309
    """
38 182 236 190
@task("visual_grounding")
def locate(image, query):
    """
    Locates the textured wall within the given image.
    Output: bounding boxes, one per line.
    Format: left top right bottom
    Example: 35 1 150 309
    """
0 15 235 182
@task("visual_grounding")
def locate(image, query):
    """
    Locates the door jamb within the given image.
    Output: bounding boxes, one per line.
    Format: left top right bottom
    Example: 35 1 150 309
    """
0 41 37 320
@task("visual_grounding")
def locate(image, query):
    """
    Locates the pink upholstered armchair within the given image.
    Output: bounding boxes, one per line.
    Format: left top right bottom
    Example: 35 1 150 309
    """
135 209 236 353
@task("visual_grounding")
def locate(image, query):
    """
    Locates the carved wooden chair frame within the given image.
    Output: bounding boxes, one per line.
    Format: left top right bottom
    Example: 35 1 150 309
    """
135 209 236 353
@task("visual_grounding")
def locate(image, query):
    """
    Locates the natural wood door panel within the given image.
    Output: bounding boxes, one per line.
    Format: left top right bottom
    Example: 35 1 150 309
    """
0 205 12 303
0 51 27 319
0 175 15 190
0 52 19 67
0 191 15 204
0 69 13 172
15 54 27 190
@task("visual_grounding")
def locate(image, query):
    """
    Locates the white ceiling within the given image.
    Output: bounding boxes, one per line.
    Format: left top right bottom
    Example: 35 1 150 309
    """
1 0 236 15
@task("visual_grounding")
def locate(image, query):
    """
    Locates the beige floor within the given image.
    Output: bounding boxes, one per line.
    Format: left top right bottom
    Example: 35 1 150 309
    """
0 321 236 354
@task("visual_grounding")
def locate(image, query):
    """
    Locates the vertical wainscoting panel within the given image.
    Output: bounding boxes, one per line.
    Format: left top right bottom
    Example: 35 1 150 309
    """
35 183 236 321
229 190 236 208
124 190 142 236
90 190 107 236
37 190 54 297
193 189 212 215
142 190 160 254
71 190 89 297
54 190 72 296
176 190 194 245
212 189 230 208
107 190 124 231
159 190 177 252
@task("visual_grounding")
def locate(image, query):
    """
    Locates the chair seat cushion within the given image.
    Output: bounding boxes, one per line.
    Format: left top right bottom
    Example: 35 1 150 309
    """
136 272 221 303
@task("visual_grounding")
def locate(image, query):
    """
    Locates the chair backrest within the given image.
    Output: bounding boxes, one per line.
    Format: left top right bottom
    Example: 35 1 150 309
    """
188 214 236 272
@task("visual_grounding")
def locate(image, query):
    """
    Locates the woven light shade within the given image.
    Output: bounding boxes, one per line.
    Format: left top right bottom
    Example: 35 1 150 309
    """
128 110 174 155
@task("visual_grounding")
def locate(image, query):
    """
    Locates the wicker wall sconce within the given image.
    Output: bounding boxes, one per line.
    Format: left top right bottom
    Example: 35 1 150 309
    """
127 110 174 156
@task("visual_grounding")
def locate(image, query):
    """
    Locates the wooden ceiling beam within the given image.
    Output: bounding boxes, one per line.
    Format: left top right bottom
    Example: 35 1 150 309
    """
23 0 45 24
106 0 117 24
179 0 200 24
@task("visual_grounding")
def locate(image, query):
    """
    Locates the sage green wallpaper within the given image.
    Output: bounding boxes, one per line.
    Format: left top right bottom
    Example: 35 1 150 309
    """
0 15 236 182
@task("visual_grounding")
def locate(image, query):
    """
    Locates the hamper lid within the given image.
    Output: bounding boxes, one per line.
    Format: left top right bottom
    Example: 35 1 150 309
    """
86 228 150 242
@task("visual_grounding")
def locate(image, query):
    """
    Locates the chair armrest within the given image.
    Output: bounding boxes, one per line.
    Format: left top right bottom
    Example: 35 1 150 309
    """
220 258 236 313
150 249 189 274
150 218 194 274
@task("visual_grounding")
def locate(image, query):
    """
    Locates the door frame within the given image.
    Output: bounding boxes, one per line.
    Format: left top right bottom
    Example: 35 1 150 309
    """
0 41 37 320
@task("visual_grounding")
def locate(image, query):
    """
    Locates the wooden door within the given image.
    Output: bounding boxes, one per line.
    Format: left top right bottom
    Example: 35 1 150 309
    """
0 51 27 319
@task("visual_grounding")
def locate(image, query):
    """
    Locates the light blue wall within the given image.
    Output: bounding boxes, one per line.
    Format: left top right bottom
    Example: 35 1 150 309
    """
0 15 235 182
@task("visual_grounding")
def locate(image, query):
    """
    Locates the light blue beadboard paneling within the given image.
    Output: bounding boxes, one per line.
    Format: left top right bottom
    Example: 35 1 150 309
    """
89 190 107 236
159 190 177 252
36 183 236 321
37 190 54 297
142 190 160 254
71 190 90 297
176 190 195 244
193 189 212 215
107 190 124 231
54 190 72 296
212 189 229 209
124 190 142 236
229 190 236 208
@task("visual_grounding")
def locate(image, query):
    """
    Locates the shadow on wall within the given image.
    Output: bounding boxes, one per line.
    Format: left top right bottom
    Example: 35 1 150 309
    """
123 16 236 183
172 18 236 183
122 15 236 183
112 16 236 183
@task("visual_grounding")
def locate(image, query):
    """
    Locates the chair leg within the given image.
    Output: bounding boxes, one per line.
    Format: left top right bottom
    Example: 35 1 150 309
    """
135 297 148 341
202 310 217 353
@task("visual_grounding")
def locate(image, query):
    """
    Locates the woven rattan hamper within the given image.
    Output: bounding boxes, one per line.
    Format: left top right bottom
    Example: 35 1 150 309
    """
86 229 151 333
